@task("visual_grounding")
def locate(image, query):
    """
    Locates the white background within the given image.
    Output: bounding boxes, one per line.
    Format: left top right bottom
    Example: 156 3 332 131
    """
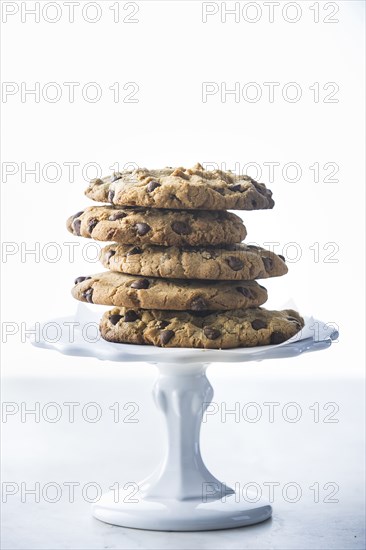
1 1 365 549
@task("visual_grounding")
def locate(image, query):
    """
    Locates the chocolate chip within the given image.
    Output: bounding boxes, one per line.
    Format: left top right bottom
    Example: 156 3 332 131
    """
124 310 139 322
278 254 286 262
147 180 160 192
253 182 266 195
263 257 273 271
73 211 84 219
135 223 151 236
127 246 142 256
237 287 254 298
228 184 242 192
110 314 122 325
131 278 149 289
160 329 174 345
171 221 191 235
203 327 221 340
213 187 225 195
108 211 127 221
73 219 82 236
251 319 267 330
74 276 91 285
106 250 116 262
87 218 99 233
226 256 244 271
111 173 122 182
157 320 170 329
270 331 287 345
190 297 208 311
83 288 93 303
251 200 257 208
108 189 115 203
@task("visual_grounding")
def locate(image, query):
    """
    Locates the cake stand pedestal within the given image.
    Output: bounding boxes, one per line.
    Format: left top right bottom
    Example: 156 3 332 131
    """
30 304 337 531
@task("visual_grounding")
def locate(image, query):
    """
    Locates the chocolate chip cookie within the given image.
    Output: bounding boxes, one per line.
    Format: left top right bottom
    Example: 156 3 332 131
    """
100 307 304 348
66 206 246 246
100 243 288 281
72 272 267 311
85 163 274 211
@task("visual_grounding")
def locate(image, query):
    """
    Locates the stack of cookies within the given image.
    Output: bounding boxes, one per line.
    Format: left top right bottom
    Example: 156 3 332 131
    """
67 163 304 348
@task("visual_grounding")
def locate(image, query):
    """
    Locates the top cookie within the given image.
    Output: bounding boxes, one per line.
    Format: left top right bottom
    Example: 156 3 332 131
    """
85 163 274 211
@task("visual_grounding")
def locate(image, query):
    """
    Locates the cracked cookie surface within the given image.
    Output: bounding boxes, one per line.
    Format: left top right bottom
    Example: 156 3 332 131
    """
66 206 246 246
100 307 304 348
100 243 288 281
72 272 268 311
85 163 274 211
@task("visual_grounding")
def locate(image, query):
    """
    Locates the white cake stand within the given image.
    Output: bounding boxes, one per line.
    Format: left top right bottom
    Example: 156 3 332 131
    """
30 304 337 531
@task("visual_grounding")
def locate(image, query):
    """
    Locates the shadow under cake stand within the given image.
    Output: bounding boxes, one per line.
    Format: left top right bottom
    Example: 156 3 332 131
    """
30 304 337 531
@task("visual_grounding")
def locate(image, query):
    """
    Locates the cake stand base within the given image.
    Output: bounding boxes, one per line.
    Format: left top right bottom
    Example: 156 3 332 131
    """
91 490 272 531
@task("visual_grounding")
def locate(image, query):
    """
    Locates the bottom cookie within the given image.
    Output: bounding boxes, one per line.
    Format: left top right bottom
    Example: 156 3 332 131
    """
100 307 304 349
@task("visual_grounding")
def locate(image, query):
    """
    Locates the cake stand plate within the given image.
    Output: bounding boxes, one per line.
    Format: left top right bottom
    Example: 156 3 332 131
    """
29 304 337 531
